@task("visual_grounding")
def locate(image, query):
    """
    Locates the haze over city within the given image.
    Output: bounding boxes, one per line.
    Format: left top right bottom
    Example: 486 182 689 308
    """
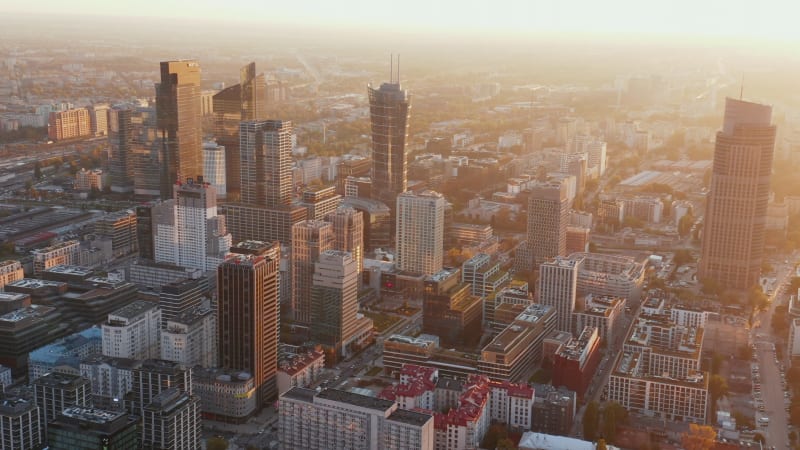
0 2 798 450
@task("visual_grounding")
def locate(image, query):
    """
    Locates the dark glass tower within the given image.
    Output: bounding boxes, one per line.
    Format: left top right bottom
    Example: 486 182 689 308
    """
156 60 202 198
108 106 134 193
368 67 410 213
217 241 280 406
212 62 267 200
699 98 776 290
239 120 293 208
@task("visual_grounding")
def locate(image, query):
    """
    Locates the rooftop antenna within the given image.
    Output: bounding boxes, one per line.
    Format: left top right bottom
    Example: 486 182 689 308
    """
740 74 744 100
390 53 393 83
397 54 400 85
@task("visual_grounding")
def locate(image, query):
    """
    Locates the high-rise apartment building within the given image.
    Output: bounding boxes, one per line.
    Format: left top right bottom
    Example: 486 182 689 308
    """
396 191 445 276
156 60 203 199
310 250 359 362
368 71 411 214
48 108 92 141
291 221 334 324
699 98 776 290
526 181 569 269
141 388 200 450
153 181 232 271
212 62 267 199
202 141 226 199
326 206 365 277
217 241 281 406
102 301 162 360
239 120 293 208
89 104 110 136
538 257 579 334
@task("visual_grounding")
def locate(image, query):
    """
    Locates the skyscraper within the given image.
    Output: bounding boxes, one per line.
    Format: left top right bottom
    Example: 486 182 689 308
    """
153 180 232 271
368 64 411 213
239 120 293 208
217 241 280 406
108 106 135 193
203 141 226 199
396 191 445 276
699 98 776 290
538 257 579 334
212 62 267 200
156 60 203 199
291 221 334 324
526 181 570 269
326 206 365 277
310 250 359 362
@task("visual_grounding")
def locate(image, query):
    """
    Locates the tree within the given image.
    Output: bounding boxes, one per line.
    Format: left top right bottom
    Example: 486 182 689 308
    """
602 402 628 444
596 438 608 450
673 249 694 267
708 375 729 417
207 437 229 450
497 438 517 450
33 161 42 180
583 401 600 441
681 423 717 450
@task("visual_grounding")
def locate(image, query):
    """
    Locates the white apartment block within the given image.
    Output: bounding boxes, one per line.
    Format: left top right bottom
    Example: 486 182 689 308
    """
669 305 709 329
32 241 80 276
396 191 445 276
102 301 161 360
80 356 137 406
0 260 23 291
538 258 579 334
488 380 535 432
279 388 434 450
160 307 217 368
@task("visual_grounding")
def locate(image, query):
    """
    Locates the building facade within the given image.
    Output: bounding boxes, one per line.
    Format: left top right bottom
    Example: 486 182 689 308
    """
396 191 445 276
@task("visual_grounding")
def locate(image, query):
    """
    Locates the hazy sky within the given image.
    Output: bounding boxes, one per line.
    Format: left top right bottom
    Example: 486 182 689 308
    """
3 0 799 42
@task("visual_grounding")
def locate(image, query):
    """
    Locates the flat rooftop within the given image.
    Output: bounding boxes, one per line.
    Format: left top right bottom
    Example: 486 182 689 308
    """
0 304 54 323
317 389 395 412
45 265 93 277
108 300 158 321
388 408 433 426
6 278 64 289
61 406 126 424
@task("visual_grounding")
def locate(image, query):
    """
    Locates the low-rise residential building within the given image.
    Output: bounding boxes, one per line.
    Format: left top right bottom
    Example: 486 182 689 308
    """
0 260 24 291
32 241 80 276
279 388 434 450
80 355 139 410
277 348 325 395
28 326 102 382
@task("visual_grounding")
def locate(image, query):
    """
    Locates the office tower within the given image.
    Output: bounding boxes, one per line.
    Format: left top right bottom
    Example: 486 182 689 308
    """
396 191 445 276
239 120 293 208
422 268 483 347
341 197 392 251
526 181 569 268
130 359 192 416
538 258 579 334
153 181 232 271
202 141 226 199
291 221 334 324
160 306 217 368
279 388 434 450
159 278 207 327
368 64 411 214
310 250 358 362
0 396 43 450
94 209 138 258
108 106 135 193
47 406 140 450
141 388 200 450
33 372 90 427
326 206 364 277
212 62 267 199
300 185 342 221
156 60 203 199
217 241 280 406
699 98 776 290
102 301 162 360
